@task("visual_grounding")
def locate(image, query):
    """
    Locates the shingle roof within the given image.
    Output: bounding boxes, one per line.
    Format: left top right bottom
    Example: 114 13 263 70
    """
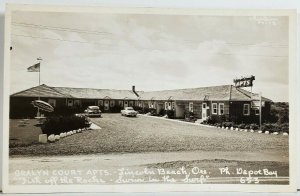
11 84 68 98
139 85 271 102
139 85 232 101
53 86 140 100
11 84 272 102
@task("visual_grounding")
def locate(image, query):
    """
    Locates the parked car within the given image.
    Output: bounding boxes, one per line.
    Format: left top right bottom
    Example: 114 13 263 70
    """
121 107 138 117
84 106 101 117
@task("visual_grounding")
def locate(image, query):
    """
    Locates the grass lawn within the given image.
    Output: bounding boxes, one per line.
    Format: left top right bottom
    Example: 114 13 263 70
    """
9 114 288 157
9 119 43 147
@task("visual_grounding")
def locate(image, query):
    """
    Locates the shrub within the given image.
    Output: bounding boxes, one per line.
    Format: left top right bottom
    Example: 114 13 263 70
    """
238 123 246 129
149 108 157 116
250 123 259 130
158 109 166 116
223 122 234 128
184 111 196 122
245 124 251 130
215 123 221 127
41 115 90 135
261 123 282 133
280 123 289 133
201 120 208 124
166 110 175 119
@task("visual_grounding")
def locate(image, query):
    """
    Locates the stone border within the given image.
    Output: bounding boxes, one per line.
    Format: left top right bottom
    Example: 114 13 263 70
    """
138 114 288 136
38 123 101 143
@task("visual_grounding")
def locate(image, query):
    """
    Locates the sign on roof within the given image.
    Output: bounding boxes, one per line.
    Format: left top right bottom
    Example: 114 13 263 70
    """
233 75 255 87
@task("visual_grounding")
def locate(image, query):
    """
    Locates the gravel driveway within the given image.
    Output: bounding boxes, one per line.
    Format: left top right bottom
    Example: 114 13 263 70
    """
10 113 288 158
9 114 289 185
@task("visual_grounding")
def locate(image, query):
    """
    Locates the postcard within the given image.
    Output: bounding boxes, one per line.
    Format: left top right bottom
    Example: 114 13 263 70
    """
2 4 297 193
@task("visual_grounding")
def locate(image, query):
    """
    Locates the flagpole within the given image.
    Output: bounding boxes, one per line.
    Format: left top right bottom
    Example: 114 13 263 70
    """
37 57 42 117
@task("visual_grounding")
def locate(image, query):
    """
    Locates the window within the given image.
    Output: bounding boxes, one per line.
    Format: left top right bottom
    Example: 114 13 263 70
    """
124 101 128 105
255 109 260 115
219 103 224 115
202 103 206 109
104 106 109 110
98 100 103 106
74 100 80 106
212 103 217 114
67 99 73 107
105 100 109 105
243 104 250 115
119 101 123 107
172 102 175 110
48 99 56 107
110 100 115 107
165 102 168 110
129 101 133 107
189 102 193 112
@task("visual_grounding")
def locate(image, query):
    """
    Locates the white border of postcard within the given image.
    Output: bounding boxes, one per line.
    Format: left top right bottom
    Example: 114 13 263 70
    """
2 4 297 193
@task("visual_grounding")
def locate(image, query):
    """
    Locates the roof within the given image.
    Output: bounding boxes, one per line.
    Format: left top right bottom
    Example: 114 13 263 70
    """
10 84 68 98
53 86 140 100
139 85 271 102
11 84 272 102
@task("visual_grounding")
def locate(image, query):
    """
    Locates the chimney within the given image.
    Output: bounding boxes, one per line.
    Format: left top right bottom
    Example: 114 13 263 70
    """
132 85 139 97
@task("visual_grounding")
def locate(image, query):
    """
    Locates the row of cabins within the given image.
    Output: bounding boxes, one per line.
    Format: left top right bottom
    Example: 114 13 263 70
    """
10 84 272 123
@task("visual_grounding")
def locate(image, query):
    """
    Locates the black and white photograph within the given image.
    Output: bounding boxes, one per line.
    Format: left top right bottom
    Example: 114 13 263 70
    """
2 5 297 193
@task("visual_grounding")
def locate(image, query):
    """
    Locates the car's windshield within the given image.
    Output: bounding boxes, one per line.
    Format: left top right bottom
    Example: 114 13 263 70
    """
126 107 133 110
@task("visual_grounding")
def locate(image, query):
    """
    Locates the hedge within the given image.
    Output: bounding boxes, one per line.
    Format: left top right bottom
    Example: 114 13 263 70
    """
261 123 289 133
41 115 91 135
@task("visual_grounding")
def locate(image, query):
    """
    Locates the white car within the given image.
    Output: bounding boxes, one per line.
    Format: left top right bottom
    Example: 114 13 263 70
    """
121 107 138 117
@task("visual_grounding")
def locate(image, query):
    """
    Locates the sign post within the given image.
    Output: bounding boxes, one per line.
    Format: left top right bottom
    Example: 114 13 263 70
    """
259 92 262 130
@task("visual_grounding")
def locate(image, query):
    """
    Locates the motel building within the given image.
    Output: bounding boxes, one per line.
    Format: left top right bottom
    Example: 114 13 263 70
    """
10 84 272 123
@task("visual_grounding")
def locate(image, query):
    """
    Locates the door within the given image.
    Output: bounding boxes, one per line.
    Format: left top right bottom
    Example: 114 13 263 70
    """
124 101 128 108
202 103 207 120
104 100 110 111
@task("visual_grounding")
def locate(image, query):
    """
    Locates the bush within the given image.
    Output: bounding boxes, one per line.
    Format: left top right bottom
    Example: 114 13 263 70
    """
280 123 289 133
184 111 196 122
158 109 166 116
215 123 222 127
41 115 90 135
166 110 175 119
261 123 282 133
207 115 228 124
223 122 234 128
250 123 259 130
238 123 246 129
245 124 251 130
202 120 208 124
149 108 157 116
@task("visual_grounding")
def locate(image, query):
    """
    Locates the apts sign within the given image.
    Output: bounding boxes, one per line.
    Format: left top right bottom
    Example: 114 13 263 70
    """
233 75 255 87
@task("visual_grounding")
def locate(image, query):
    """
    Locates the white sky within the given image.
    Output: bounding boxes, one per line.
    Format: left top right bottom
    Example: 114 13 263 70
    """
10 11 289 101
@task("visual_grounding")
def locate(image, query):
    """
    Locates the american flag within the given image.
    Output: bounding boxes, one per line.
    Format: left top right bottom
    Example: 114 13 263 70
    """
27 63 40 72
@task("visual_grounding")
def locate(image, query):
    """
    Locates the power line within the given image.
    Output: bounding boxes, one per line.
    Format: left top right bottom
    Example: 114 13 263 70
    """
12 22 112 36
12 34 111 45
12 34 287 58
13 22 288 49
